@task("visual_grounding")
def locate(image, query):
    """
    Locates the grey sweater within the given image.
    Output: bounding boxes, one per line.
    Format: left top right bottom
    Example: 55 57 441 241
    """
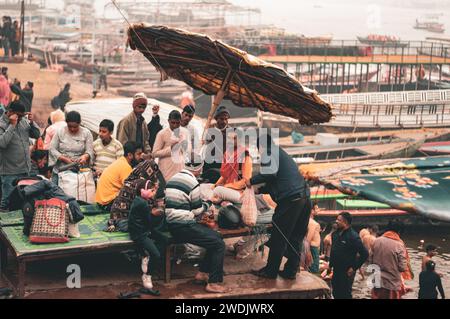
0 114 41 175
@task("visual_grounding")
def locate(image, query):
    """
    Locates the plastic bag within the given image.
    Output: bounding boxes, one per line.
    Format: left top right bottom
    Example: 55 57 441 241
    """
240 187 258 226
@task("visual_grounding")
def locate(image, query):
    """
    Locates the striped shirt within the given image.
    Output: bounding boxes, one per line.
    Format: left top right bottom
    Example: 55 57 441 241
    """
165 170 211 224
93 138 124 173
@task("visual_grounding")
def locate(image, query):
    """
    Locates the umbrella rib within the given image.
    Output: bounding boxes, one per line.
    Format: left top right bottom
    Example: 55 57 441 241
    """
234 73 266 112
140 51 226 69
239 71 308 99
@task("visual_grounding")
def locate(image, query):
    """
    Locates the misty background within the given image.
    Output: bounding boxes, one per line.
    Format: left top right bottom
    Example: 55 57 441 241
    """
32 0 450 40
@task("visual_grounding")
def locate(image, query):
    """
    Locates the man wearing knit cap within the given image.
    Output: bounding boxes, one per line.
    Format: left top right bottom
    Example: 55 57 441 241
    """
202 105 231 183
116 93 152 154
0 100 40 211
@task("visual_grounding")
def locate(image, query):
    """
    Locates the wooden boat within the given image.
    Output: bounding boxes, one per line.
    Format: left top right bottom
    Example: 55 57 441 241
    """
419 141 450 155
311 187 407 224
357 35 408 47
276 128 450 147
414 19 445 33
116 80 189 101
278 129 442 164
310 187 448 228
262 89 450 136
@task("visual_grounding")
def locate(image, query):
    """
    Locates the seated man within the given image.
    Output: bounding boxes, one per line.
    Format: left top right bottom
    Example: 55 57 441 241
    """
93 119 124 177
95 141 143 211
30 149 49 178
165 155 228 294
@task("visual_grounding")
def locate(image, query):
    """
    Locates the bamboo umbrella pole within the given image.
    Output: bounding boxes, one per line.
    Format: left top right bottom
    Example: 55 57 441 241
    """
203 70 234 140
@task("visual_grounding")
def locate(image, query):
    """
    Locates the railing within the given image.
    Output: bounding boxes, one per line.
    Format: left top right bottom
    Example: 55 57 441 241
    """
321 89 450 106
260 89 450 128
232 39 450 60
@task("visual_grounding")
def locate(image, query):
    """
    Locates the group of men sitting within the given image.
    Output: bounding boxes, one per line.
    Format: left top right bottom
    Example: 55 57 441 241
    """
90 93 312 294
0 90 312 294
92 92 252 293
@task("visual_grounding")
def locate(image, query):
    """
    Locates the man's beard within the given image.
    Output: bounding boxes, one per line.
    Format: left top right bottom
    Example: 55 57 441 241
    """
131 158 142 168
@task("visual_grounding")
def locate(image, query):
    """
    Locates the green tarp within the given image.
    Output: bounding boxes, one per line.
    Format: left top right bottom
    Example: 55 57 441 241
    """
1 204 275 256
1 213 132 256
316 157 450 223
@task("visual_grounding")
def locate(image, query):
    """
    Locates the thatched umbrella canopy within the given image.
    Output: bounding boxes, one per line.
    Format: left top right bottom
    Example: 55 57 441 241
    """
127 24 333 128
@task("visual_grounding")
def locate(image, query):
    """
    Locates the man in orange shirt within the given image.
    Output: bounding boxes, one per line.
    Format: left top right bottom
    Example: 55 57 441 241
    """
95 141 143 211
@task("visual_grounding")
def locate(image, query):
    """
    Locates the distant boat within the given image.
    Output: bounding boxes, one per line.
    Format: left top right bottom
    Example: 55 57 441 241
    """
261 89 450 136
310 187 419 228
279 129 435 165
357 34 408 48
414 19 445 33
419 141 450 156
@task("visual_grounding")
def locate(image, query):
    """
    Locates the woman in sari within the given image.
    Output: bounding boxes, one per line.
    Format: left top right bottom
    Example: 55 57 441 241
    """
211 128 252 204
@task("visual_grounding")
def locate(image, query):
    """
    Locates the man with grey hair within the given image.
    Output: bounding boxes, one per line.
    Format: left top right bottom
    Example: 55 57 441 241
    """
165 155 228 293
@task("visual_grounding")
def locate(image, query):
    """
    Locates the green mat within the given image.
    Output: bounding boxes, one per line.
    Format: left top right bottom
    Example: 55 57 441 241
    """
0 205 106 228
1 214 132 256
0 210 23 227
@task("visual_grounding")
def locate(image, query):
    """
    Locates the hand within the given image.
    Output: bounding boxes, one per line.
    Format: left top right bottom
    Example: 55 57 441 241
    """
27 113 34 123
211 184 216 190
244 178 252 188
78 154 90 165
152 104 160 115
170 137 181 147
60 156 74 164
347 268 355 277
9 114 18 126
142 153 153 161
151 207 163 217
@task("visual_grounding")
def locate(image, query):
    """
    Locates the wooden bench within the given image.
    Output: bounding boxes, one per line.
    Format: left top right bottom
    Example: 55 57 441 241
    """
0 225 271 298
157 226 271 283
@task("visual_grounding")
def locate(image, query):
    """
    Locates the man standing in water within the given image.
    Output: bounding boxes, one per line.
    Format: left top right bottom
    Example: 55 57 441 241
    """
328 212 368 299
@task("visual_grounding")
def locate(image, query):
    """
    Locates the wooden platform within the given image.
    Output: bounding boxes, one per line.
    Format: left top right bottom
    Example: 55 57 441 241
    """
23 272 330 299
0 240 330 299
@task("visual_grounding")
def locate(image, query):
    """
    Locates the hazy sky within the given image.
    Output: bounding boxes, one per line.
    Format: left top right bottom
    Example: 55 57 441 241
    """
40 0 450 39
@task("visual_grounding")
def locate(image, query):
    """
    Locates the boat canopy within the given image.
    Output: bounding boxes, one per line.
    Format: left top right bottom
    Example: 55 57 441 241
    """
65 98 204 137
302 156 450 223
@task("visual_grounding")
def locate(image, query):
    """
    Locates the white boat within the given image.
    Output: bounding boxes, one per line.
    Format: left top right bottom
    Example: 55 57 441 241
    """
65 98 205 137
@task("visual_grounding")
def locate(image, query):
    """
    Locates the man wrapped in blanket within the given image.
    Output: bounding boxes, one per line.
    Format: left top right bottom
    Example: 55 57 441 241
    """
107 159 164 231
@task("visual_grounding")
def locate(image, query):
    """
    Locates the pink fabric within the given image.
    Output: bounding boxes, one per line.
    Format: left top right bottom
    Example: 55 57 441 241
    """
44 121 67 150
0 75 11 107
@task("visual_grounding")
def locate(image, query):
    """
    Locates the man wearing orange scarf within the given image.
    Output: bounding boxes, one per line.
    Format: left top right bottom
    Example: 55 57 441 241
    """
370 220 413 299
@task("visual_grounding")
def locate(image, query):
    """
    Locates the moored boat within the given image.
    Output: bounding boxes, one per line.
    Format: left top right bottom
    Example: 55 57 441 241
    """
357 34 408 47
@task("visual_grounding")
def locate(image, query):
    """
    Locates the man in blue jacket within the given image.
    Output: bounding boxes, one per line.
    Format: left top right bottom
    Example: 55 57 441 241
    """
246 132 311 279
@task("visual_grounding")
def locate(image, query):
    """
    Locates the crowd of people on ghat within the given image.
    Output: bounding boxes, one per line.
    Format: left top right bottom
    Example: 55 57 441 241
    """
1 16 22 58
0 74 446 297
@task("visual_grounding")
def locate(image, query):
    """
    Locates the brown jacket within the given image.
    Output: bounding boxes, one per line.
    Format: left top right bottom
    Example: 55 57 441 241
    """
370 236 407 291
116 111 151 153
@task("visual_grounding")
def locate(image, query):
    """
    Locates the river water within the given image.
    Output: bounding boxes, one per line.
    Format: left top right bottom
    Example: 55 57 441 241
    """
231 0 450 41
352 229 450 299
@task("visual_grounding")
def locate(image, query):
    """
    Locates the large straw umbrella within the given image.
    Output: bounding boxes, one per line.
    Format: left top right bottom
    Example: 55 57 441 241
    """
127 24 333 131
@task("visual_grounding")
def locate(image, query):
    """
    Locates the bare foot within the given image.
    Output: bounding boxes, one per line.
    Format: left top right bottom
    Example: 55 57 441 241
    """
194 272 209 284
205 283 229 294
